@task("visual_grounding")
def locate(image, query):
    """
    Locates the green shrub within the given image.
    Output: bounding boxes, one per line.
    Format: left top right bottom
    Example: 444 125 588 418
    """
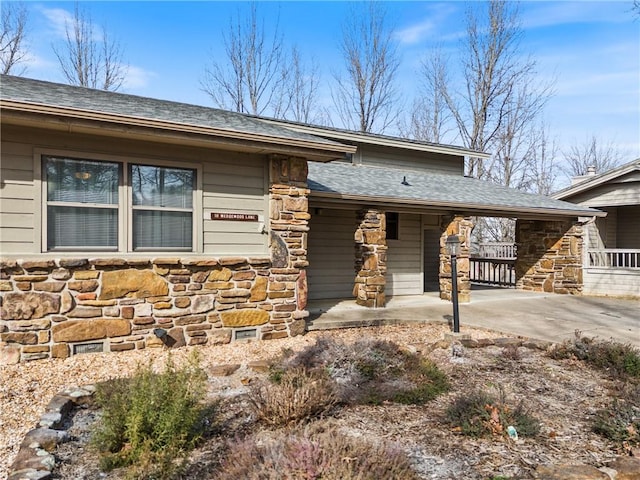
445 388 540 438
593 402 640 444
92 352 213 479
249 366 337 427
218 424 420 479
283 337 450 405
549 332 640 380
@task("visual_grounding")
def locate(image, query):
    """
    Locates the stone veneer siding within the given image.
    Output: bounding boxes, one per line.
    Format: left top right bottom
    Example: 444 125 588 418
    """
515 219 584 294
353 209 388 308
0 156 311 364
439 215 473 303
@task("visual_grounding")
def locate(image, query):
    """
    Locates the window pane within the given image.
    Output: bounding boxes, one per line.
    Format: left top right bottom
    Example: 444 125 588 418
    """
133 210 192 250
131 165 194 208
46 157 119 204
48 206 118 250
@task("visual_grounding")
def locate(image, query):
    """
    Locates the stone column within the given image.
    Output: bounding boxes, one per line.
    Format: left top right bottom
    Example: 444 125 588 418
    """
515 219 583 294
439 215 473 303
354 209 387 308
268 155 310 334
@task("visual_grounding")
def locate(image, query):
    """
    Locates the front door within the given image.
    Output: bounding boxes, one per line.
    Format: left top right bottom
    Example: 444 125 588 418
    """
423 228 441 292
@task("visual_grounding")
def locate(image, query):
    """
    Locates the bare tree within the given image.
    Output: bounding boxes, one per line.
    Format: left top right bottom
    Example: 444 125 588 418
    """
202 3 286 116
431 1 552 180
633 0 640 18
402 48 452 143
527 122 560 195
1 1 29 75
272 46 321 123
561 135 624 178
52 3 127 91
418 1 553 243
488 81 549 190
332 1 400 133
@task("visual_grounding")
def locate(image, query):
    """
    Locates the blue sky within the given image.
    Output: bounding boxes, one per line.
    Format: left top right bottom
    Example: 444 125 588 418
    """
13 1 640 170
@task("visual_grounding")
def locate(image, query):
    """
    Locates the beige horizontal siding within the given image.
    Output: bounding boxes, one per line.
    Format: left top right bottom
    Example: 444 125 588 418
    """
307 208 356 300
0 212 34 229
387 213 423 296
359 145 463 175
201 154 267 255
0 126 269 256
0 140 36 253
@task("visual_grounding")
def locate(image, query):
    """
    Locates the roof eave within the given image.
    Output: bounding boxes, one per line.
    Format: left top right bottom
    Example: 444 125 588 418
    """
0 100 357 162
553 162 640 200
309 191 606 219
258 118 490 159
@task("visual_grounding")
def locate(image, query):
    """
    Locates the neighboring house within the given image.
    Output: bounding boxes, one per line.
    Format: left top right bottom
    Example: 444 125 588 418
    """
0 75 602 363
553 159 640 298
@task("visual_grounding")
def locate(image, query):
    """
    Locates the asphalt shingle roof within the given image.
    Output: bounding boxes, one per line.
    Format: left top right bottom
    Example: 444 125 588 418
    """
309 162 603 217
0 75 603 218
0 75 344 148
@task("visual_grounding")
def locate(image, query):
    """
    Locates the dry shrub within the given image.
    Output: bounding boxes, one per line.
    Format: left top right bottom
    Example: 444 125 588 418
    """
501 344 521 361
446 388 540 438
593 383 640 447
218 423 419 479
249 366 337 427
549 331 640 380
282 337 449 405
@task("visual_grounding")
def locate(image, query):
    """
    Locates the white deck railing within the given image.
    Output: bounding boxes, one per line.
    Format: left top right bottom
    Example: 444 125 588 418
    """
587 249 640 269
476 242 516 259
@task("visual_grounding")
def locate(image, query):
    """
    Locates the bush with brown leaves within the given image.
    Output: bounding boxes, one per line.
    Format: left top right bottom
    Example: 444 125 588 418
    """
248 366 337 427
218 424 419 480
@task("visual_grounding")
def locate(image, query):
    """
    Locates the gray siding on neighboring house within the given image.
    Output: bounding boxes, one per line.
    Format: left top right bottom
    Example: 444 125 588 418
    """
387 213 423 296
565 175 640 207
584 270 640 297
307 208 356 300
0 126 268 256
356 145 464 175
589 209 617 249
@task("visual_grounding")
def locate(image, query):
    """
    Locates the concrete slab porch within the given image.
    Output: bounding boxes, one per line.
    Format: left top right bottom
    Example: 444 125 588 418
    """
307 288 640 347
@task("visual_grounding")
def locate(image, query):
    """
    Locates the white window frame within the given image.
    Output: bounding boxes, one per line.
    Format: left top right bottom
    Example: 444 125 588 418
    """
38 149 202 254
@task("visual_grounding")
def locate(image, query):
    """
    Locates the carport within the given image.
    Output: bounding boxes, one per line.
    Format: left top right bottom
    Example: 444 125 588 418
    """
306 161 605 308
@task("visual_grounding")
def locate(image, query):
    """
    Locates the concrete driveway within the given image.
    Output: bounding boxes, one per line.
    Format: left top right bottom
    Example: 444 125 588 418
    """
308 289 640 347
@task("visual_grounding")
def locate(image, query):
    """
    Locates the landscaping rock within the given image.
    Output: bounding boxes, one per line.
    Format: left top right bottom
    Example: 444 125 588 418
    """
533 463 609 479
210 364 241 377
607 457 640 480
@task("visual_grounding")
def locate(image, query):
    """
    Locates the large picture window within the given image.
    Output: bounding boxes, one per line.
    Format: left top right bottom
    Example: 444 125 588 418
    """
44 156 195 252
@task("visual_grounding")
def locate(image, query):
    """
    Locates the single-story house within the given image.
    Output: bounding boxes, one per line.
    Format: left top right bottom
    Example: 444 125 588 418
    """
552 160 640 298
0 75 603 363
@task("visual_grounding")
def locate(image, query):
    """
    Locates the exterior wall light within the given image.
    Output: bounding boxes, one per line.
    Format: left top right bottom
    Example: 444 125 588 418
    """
445 234 461 333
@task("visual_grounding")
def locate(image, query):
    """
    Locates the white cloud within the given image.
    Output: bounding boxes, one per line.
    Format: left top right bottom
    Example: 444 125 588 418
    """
521 2 629 30
121 65 156 91
39 7 74 39
395 3 459 45
396 19 437 44
39 6 104 42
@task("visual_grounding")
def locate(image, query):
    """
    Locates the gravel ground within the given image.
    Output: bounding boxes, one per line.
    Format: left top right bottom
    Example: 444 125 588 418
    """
1 323 502 478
